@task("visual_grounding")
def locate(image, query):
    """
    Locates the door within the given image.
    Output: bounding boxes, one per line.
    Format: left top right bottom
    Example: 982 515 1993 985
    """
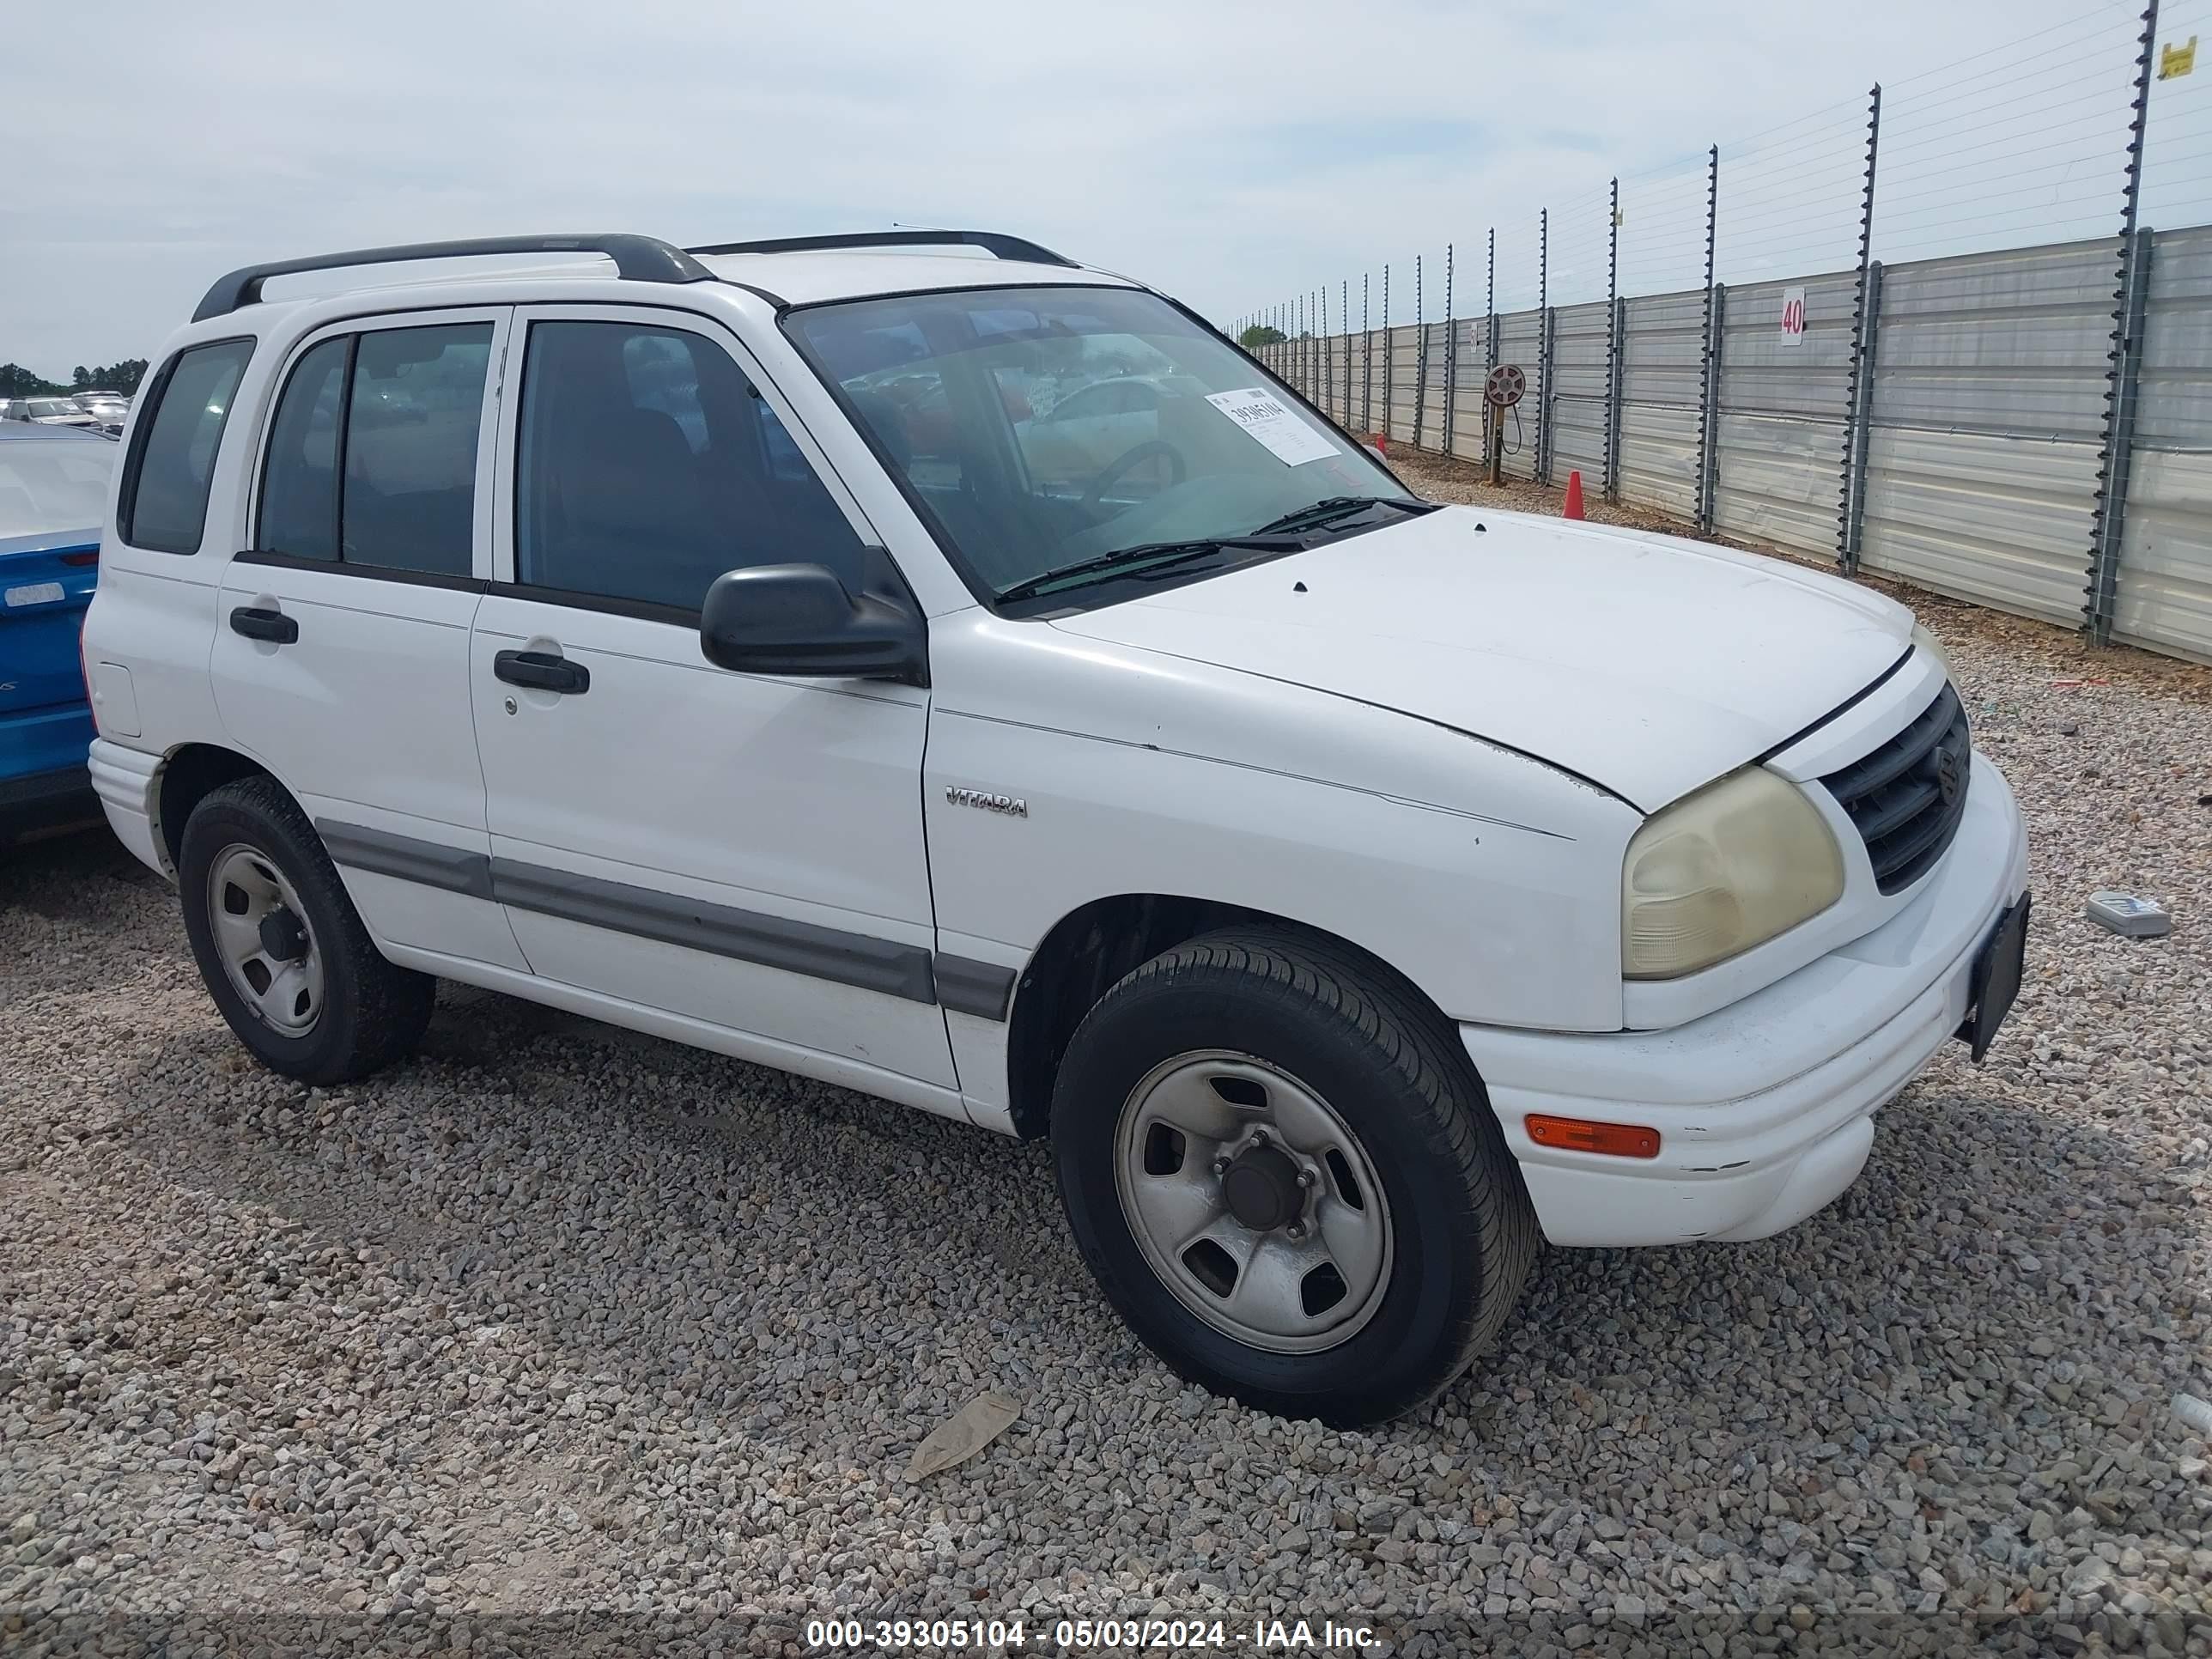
470 306 953 1087
211 308 527 969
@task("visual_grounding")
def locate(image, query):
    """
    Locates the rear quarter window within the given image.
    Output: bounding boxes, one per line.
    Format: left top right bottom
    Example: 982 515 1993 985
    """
120 337 256 553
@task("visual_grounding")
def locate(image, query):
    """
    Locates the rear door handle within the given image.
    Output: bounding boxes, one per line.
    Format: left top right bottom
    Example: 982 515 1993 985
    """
229 605 298 644
494 648 590 695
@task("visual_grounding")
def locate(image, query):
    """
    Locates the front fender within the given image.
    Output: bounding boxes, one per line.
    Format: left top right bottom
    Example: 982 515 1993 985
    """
923 612 1638 1034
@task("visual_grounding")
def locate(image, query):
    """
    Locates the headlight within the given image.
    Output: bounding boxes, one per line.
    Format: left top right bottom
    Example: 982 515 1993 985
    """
1622 766 1844 979
1911 622 1951 683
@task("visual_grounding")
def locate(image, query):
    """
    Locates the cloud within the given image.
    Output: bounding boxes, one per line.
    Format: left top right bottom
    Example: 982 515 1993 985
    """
0 0 2167 372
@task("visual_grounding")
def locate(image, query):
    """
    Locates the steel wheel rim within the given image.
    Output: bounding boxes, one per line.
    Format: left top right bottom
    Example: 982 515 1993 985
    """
204 842 325 1038
1114 1049 1395 1354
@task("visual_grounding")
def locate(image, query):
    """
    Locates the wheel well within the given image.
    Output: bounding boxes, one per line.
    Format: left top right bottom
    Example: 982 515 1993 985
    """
156 744 270 870
1002 895 1455 1139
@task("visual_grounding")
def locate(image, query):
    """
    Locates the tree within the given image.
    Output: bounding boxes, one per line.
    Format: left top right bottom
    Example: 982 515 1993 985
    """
0 363 65 398
0 358 148 398
74 359 149 394
1238 325 1287 349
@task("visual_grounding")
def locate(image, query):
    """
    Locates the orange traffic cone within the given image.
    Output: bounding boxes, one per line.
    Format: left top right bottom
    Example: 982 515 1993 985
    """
1563 470 1585 520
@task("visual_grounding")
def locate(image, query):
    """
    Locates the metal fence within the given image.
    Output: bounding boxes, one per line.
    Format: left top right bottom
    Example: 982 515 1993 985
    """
1243 0 2212 665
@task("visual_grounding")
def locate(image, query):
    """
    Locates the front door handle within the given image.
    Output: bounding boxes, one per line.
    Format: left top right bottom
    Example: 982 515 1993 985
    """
494 648 590 695
229 605 298 644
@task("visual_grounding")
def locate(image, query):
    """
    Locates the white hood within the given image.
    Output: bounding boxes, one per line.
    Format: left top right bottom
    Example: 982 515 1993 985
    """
1048 506 1913 811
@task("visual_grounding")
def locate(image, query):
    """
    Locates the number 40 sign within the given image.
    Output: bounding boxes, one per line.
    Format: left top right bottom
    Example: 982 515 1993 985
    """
1779 286 1807 347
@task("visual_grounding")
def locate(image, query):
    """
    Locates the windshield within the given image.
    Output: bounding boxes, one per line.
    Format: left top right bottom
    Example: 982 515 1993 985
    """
0 439 113 540
787 286 1410 605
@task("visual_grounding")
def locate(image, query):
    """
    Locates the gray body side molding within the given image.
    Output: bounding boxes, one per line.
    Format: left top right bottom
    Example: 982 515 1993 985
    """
488 857 938 1005
933 956 1018 1021
316 820 495 900
316 819 1010 1018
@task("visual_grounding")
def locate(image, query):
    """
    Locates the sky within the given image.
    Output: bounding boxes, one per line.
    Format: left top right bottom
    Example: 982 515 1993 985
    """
7 0 2207 376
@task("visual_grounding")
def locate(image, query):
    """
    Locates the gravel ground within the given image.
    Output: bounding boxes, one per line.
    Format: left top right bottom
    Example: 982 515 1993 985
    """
4 501 2211 1656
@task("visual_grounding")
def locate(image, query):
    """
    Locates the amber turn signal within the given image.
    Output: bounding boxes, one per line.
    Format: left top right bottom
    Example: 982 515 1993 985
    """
1524 1115 1662 1159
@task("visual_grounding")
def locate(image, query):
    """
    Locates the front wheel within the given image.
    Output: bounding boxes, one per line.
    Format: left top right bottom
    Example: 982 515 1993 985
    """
1051 928 1537 1426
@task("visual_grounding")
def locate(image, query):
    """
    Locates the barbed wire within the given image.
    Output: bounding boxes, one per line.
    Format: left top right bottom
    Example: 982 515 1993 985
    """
1254 0 2203 344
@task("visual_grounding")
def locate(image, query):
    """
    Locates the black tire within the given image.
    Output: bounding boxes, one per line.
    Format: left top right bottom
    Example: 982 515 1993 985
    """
1051 927 1538 1426
178 775 434 1085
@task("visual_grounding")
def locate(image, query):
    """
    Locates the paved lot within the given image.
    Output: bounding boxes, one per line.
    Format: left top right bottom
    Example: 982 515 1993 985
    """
3 570 2209 1656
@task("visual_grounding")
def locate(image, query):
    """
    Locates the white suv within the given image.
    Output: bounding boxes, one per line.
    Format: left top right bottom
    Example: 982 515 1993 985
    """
81 230 2029 1425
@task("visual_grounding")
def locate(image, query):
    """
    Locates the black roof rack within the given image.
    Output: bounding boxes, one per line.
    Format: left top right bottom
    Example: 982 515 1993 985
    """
191 234 714 322
685 229 1079 269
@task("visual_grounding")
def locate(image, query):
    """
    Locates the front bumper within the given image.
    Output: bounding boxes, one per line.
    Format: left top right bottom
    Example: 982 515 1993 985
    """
1462 750 2028 1248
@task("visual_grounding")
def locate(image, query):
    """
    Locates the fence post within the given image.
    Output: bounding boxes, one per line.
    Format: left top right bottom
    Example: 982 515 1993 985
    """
2088 230 2157 641
1838 84 1883 572
1341 280 1351 426
1382 264 1394 445
1323 286 1334 415
1540 306 1561 483
1443 244 1456 457
1841 262 1886 569
1603 178 1621 501
1362 274 1372 435
1538 205 1554 483
1413 256 1428 449
1484 229 1498 463
1607 295 1627 500
1322 286 1332 411
1700 285 1728 532
2086 0 2160 644
1695 144 1720 532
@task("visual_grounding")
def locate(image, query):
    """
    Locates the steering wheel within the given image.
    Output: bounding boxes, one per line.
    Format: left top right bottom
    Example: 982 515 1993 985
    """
1084 441 1187 514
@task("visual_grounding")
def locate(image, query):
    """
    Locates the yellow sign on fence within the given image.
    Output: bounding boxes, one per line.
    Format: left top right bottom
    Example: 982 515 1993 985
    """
2160 35 2197 79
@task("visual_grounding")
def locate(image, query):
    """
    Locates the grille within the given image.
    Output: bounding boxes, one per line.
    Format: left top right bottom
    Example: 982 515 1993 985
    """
1818 682 1972 895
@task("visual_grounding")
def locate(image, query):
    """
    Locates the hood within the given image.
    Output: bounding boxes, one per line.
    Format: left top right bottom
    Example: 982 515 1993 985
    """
1047 506 1912 811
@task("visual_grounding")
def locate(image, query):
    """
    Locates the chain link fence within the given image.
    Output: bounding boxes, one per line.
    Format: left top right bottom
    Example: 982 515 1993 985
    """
1243 0 2212 665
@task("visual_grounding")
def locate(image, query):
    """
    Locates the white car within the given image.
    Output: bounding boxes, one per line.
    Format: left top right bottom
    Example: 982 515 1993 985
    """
9 396 103 429
72 391 131 434
80 229 2029 1425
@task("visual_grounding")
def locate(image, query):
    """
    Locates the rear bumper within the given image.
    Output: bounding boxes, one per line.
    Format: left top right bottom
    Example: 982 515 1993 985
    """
87 737 167 873
1462 750 2028 1248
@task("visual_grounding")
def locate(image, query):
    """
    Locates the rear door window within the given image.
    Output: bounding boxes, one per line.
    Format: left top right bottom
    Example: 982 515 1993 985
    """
254 337 349 561
343 325 492 577
250 321 493 577
120 337 254 553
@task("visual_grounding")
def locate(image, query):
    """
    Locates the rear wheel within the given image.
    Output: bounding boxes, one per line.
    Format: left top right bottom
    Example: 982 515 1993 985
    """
179 776 434 1085
1051 928 1537 1426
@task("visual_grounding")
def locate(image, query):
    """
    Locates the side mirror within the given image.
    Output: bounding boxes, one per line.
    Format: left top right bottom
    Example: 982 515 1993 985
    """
699 562 928 685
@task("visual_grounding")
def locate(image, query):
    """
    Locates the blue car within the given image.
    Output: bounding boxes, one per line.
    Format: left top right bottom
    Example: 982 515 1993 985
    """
0 422 114 843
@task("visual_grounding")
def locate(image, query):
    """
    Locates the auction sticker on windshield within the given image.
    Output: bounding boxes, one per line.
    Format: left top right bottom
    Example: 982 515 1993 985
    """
1205 387 1338 465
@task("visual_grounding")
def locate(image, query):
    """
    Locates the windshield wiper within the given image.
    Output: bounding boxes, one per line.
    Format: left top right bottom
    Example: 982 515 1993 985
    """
996 536 1307 604
1250 495 1438 536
